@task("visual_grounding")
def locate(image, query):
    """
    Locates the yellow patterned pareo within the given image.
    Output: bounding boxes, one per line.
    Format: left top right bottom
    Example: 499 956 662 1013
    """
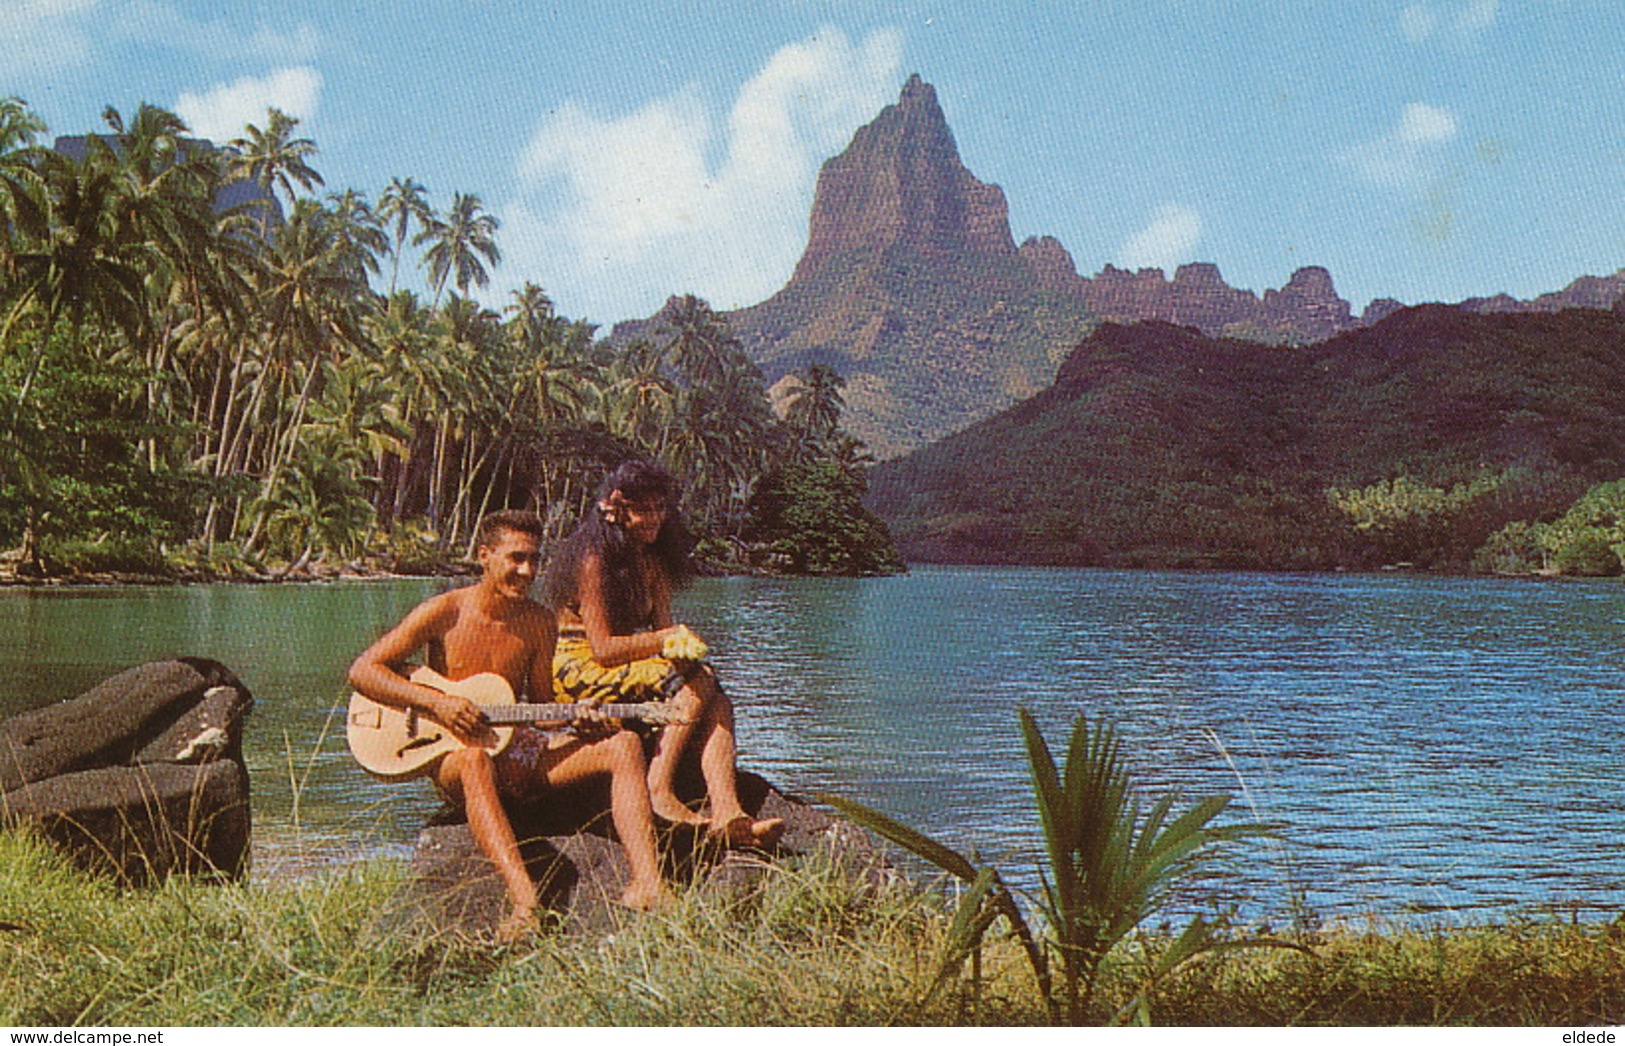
551 630 697 706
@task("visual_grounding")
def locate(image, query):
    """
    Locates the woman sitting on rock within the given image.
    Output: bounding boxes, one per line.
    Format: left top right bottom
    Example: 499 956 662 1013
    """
542 460 783 847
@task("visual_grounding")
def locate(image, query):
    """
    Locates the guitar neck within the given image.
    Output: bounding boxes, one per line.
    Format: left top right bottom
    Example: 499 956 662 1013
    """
485 702 652 724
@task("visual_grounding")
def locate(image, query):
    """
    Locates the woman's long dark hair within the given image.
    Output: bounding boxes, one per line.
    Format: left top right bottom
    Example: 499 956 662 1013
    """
542 460 694 633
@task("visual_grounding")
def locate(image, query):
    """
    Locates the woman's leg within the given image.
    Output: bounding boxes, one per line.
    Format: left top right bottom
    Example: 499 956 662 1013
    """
648 668 782 846
644 681 710 826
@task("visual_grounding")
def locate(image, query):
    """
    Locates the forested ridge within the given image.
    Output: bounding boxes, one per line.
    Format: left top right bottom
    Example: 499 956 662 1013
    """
0 98 902 581
868 305 1625 575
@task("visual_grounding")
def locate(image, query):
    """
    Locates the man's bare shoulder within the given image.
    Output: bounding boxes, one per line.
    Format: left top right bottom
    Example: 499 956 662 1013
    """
406 586 474 631
512 596 557 635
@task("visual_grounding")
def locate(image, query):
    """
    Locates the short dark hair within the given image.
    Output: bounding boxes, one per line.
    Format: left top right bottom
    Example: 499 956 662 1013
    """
477 509 545 549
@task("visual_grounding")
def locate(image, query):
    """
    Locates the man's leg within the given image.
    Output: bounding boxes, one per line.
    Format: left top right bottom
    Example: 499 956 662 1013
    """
433 747 539 941
537 730 667 909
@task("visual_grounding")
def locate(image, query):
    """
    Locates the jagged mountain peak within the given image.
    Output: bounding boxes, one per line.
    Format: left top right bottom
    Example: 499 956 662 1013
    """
793 74 1017 281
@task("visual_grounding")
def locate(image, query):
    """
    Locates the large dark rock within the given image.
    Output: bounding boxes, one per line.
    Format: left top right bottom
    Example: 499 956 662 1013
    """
396 768 883 938
0 658 253 884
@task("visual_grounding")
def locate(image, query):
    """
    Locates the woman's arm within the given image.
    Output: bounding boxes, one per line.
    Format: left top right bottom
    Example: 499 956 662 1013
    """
648 559 674 629
525 608 559 702
578 550 679 666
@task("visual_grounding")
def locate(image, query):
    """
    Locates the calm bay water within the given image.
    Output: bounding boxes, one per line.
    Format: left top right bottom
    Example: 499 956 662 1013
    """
1 567 1621 926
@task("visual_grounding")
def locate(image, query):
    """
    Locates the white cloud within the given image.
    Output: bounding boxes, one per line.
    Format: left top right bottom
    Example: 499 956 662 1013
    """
1400 5 1437 42
175 67 322 142
0 0 321 81
502 25 904 323
1339 102 1460 190
1397 102 1458 144
1400 1 1499 45
0 0 99 78
1116 205 1203 272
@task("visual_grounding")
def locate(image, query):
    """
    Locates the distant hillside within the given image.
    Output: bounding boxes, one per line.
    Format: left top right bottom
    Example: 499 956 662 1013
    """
867 305 1625 570
1462 270 1625 314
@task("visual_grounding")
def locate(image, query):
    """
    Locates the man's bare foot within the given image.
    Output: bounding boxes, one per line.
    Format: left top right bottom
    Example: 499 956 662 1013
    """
495 907 541 944
620 879 672 911
708 814 785 849
650 795 708 828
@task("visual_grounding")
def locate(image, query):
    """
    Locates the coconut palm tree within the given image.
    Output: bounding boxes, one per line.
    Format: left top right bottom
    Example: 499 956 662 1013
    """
415 191 500 306
2 150 150 420
605 337 676 453
365 290 438 526
91 103 258 472
324 187 389 285
239 197 373 554
0 96 46 154
375 176 433 295
228 107 323 236
785 362 846 456
656 293 737 389
409 294 501 540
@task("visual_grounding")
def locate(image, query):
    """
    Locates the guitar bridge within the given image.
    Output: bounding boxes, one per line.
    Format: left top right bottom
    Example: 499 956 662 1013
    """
395 733 443 758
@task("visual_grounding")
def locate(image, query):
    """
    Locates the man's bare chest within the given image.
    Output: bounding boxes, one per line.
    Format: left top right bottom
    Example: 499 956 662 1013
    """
433 615 536 688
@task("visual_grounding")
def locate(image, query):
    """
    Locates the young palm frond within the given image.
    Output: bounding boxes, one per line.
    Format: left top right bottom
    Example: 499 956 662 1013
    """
824 709 1278 1024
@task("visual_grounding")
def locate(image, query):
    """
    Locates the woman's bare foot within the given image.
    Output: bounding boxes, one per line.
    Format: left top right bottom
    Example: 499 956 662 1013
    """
495 907 541 944
620 879 672 911
708 813 785 849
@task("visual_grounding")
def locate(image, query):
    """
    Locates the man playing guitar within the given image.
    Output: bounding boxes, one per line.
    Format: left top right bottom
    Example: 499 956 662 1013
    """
348 509 666 941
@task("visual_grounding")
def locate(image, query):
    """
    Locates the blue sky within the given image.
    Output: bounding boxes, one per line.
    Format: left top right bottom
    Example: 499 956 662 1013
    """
3 0 1621 326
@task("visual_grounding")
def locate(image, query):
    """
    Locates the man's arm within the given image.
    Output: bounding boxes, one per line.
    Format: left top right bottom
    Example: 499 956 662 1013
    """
348 596 489 739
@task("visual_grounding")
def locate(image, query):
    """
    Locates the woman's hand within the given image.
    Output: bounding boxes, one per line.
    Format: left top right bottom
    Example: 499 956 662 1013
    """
660 624 709 662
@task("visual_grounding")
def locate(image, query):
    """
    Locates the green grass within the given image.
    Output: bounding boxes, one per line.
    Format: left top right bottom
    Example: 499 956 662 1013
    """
0 829 1621 1026
1134 919 1625 1025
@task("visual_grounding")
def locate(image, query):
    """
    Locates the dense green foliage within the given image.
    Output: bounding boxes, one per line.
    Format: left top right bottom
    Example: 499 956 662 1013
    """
748 458 905 576
1474 478 1625 576
0 98 899 578
869 308 1625 573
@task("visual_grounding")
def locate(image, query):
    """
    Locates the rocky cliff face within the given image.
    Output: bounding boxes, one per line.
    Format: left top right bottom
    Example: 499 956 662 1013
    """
1021 239 1360 345
723 75 1087 458
1461 270 1625 315
721 76 1380 456
794 75 1019 278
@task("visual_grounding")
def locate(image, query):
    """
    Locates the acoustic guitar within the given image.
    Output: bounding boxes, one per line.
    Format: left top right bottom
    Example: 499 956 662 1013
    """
346 665 685 781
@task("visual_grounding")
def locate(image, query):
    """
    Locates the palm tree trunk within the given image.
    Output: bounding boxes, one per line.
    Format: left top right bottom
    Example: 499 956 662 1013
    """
244 354 323 553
